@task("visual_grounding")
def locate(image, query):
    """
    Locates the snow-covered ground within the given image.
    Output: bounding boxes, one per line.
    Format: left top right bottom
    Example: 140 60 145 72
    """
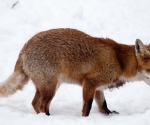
0 0 150 125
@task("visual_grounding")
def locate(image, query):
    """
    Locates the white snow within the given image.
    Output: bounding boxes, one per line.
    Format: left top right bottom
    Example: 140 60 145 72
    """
0 0 150 124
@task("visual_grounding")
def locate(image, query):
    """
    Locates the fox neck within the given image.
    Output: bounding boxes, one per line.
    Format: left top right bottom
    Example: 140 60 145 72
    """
117 44 150 84
116 44 138 78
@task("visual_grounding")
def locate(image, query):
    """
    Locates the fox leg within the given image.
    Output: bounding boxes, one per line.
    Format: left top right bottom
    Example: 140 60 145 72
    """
38 82 57 116
82 79 96 117
32 88 40 114
94 90 118 115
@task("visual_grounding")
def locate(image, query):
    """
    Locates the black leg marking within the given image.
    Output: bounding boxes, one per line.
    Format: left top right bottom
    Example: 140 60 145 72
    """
102 100 111 115
46 111 50 116
102 100 119 115
86 98 93 116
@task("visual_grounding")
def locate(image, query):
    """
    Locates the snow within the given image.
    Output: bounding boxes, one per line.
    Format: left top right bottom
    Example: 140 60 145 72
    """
0 0 150 124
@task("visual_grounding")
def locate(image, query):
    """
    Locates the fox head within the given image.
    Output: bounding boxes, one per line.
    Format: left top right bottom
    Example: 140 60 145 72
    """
135 39 150 85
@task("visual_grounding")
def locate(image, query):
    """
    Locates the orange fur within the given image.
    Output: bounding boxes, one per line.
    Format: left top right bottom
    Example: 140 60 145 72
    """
0 28 150 116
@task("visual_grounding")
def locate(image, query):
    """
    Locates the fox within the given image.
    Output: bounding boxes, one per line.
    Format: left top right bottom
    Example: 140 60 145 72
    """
0 28 150 117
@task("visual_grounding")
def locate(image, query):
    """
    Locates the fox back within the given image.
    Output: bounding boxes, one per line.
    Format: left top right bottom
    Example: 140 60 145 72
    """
21 29 127 86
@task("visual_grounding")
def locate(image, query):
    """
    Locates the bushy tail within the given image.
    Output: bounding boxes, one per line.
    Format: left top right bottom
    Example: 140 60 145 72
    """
0 71 29 97
0 54 29 97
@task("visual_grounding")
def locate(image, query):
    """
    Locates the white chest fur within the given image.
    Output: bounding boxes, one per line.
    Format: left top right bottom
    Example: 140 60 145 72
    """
119 71 150 85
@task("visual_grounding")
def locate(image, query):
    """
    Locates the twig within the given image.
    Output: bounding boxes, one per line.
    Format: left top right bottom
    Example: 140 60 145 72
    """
12 1 19 9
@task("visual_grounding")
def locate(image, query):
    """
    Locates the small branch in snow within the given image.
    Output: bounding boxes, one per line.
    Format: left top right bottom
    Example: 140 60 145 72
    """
12 1 19 9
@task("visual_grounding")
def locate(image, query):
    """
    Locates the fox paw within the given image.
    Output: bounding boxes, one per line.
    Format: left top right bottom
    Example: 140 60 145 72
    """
101 109 119 115
105 110 119 115
100 100 119 115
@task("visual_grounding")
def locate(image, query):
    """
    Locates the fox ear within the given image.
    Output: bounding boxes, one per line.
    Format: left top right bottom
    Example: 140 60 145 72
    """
135 39 149 56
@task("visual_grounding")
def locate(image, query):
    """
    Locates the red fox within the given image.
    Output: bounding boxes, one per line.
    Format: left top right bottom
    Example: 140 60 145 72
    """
0 28 150 116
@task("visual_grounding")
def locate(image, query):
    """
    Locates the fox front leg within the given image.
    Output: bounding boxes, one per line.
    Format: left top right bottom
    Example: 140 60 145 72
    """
94 90 119 115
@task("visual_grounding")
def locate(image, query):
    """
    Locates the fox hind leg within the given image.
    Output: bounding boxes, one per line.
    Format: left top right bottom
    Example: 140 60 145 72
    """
38 82 57 116
94 90 119 115
32 88 40 114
